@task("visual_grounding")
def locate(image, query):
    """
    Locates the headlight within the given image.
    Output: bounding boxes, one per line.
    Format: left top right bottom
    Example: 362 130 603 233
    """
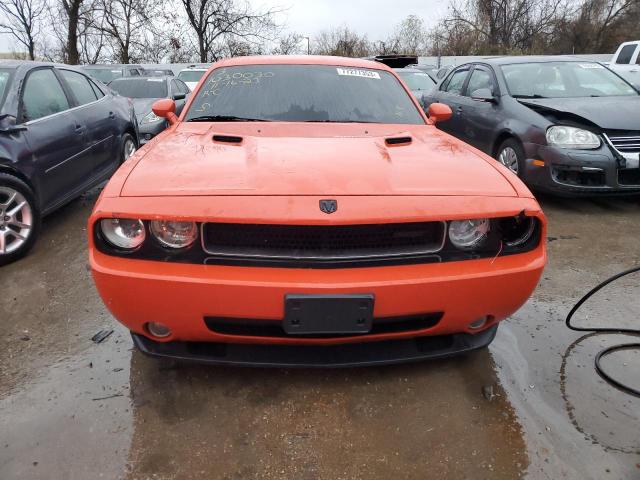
150 220 198 249
141 111 163 124
449 219 490 250
546 126 601 149
100 218 146 249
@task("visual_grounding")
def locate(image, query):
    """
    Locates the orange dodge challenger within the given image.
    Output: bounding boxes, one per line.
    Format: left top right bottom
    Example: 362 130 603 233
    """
89 56 546 367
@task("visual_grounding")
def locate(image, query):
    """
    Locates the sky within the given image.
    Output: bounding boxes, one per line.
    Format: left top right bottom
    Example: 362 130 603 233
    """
0 0 449 54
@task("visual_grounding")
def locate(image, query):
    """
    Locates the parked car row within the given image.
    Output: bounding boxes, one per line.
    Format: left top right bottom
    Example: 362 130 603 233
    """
2 50 640 266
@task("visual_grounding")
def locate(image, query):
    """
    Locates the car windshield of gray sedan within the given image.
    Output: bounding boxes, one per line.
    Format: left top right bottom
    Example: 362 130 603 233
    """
0 69 11 109
178 70 206 83
397 71 436 91
502 62 637 98
184 65 425 124
84 68 123 84
108 78 168 98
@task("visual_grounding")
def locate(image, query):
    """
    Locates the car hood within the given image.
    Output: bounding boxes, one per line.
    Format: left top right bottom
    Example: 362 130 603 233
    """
518 96 640 130
132 98 161 121
120 123 517 197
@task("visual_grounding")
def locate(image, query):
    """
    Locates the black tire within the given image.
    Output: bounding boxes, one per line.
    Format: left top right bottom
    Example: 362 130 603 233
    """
495 138 525 178
0 173 41 266
120 132 137 164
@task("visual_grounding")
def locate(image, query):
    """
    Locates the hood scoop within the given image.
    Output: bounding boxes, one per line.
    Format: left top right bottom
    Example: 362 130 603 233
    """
385 136 412 146
213 134 243 144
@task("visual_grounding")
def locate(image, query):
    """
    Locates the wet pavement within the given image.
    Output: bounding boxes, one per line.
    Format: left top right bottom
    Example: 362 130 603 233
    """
1 189 639 479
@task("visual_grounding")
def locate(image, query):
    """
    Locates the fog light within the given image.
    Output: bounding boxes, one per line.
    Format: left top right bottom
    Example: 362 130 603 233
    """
469 317 488 330
146 322 172 338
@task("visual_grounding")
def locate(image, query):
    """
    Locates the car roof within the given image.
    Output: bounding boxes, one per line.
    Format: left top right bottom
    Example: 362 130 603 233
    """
473 55 598 66
211 55 393 72
110 75 171 82
394 68 427 74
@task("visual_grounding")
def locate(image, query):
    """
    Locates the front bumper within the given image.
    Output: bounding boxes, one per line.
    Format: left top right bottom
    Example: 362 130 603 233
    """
89 194 545 366
132 325 498 367
138 120 168 144
91 246 544 345
522 143 640 195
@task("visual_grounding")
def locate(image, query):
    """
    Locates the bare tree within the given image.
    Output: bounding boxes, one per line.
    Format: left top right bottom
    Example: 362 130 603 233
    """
313 26 371 57
385 15 430 55
0 0 46 60
271 32 303 55
97 0 161 63
180 0 279 62
60 0 86 63
438 0 565 54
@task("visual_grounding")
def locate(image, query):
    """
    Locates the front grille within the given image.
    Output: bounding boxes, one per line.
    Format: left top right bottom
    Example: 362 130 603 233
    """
204 312 443 339
201 222 446 265
606 130 640 154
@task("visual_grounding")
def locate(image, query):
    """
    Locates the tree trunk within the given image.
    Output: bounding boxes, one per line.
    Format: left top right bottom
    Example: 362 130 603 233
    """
66 0 81 64
199 34 206 62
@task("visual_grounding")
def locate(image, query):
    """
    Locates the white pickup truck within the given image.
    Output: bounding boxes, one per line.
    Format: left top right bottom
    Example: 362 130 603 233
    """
608 41 640 86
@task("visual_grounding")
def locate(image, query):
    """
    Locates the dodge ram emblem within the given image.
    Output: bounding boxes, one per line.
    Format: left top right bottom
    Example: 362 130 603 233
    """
319 199 337 214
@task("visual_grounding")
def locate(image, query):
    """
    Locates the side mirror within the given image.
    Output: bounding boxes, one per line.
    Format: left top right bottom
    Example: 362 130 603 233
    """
152 99 179 125
471 88 497 103
172 93 186 101
427 102 453 125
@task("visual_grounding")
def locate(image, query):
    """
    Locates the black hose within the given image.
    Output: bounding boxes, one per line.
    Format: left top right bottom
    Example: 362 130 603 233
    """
565 265 640 397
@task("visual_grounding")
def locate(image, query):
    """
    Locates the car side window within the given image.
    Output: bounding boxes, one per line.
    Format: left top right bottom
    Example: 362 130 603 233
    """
129 69 140 76
616 45 636 64
89 79 105 99
21 68 70 122
177 79 190 93
59 69 98 106
442 68 469 95
170 79 179 97
466 67 495 97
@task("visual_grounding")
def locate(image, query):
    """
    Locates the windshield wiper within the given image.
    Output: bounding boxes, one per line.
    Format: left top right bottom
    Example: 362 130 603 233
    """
186 115 271 122
513 94 547 99
304 119 378 123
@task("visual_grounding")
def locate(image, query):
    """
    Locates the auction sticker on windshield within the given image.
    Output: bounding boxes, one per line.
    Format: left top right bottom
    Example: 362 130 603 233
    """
336 68 381 79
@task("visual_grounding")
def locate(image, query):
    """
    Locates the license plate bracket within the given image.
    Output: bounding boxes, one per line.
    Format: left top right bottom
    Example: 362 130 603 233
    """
284 294 374 335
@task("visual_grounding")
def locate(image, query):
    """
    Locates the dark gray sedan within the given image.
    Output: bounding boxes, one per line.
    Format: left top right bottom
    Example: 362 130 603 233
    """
0 61 138 264
423 56 640 195
108 76 190 144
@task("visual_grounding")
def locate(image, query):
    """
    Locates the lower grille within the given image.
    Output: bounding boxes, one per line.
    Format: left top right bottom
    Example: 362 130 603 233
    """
204 312 443 339
618 169 640 186
606 130 640 154
201 222 446 265
552 165 605 187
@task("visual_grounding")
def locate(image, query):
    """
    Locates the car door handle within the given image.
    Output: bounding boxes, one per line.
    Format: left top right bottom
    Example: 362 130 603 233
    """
108 111 116 119
75 124 85 134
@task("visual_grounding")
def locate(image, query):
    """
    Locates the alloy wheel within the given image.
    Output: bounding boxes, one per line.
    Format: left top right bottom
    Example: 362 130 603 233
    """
498 146 519 174
124 138 136 160
0 186 33 255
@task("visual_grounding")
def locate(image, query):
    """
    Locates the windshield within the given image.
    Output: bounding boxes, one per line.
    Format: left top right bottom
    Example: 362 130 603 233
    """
178 70 206 83
184 64 425 124
0 68 12 110
397 71 435 92
502 62 637 98
84 67 123 84
108 78 167 98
